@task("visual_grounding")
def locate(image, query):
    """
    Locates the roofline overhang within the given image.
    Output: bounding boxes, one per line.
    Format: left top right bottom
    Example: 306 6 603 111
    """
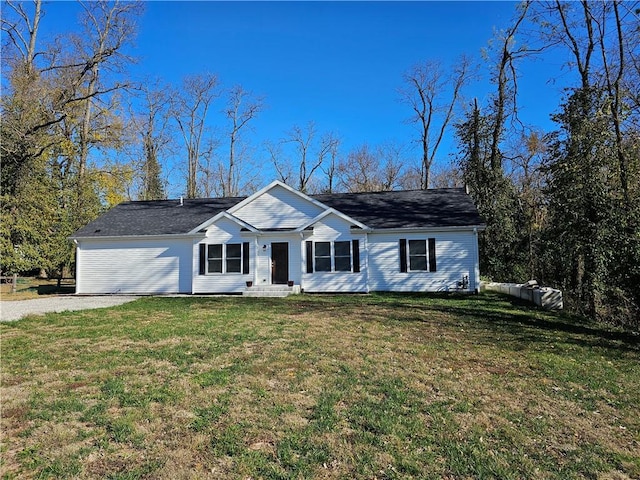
188 211 259 234
70 224 486 242
367 224 486 234
295 208 371 232
69 233 204 242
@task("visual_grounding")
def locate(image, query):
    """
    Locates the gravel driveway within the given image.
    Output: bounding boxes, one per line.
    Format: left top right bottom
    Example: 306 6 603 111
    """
0 295 139 322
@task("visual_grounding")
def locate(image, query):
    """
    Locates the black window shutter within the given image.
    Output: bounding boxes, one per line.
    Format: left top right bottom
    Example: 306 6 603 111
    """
305 241 314 273
242 242 250 274
428 238 437 272
399 239 407 272
352 240 360 273
199 244 206 275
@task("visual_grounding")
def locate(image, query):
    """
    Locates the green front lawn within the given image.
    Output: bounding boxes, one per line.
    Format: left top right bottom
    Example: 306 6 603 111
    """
1 293 638 479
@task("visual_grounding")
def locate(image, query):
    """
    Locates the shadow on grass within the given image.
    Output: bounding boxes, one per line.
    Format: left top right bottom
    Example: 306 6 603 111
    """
269 292 640 355
394 293 639 354
36 284 75 295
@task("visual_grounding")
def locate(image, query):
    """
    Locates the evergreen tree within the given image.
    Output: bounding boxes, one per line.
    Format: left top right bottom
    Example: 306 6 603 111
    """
141 140 166 201
455 100 525 282
543 87 617 319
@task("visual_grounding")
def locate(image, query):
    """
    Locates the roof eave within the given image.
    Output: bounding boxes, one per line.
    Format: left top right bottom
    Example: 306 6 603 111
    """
368 224 486 234
295 208 371 232
187 211 259 234
70 232 204 242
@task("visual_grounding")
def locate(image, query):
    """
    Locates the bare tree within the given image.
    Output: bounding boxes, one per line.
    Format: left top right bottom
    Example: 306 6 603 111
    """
594 1 635 205
171 73 219 198
400 55 474 189
337 143 405 193
321 136 341 193
1 0 42 72
219 85 264 197
337 144 379 193
1 0 140 185
486 0 538 173
272 122 339 193
266 140 292 186
430 163 465 189
128 80 173 200
533 0 639 204
75 0 143 180
377 142 407 191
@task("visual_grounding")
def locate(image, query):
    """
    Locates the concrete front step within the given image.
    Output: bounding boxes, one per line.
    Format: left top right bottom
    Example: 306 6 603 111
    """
242 284 301 297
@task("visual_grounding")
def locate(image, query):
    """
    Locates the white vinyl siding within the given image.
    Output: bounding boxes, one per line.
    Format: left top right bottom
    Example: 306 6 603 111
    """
233 185 325 230
192 217 253 293
301 213 368 293
368 231 479 292
75 237 192 294
253 234 303 286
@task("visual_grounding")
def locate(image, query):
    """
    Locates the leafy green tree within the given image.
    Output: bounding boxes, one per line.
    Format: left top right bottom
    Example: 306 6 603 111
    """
533 0 640 327
1 0 141 277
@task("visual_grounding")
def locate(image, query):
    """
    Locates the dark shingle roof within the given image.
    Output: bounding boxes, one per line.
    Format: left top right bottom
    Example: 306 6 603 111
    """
72 188 483 238
72 197 243 237
315 188 484 229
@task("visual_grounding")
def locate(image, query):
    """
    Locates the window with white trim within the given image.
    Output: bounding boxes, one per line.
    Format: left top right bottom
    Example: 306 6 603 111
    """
314 241 332 272
409 240 427 271
334 241 352 272
207 244 223 273
306 240 360 273
399 238 437 272
199 242 250 275
225 243 241 273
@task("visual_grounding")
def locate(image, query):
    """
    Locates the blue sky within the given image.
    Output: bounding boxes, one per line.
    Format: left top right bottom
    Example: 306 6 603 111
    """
36 1 571 195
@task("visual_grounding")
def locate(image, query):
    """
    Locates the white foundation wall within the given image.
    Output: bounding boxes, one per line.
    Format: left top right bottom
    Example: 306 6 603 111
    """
367 230 480 292
76 237 192 294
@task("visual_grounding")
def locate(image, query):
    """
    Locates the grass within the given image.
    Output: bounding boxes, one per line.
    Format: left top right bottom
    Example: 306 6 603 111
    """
1 292 638 479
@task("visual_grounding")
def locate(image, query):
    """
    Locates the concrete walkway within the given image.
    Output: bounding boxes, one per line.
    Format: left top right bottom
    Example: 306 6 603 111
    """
0 296 139 322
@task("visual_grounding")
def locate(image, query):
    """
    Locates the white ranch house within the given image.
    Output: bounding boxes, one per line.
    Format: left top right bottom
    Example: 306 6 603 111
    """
71 181 485 295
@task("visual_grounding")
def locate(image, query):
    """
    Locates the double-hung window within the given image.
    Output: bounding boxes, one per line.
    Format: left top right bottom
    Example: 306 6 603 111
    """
334 241 352 272
314 242 332 272
409 240 427 271
207 244 223 273
225 243 242 273
399 238 436 272
199 242 250 275
306 240 360 273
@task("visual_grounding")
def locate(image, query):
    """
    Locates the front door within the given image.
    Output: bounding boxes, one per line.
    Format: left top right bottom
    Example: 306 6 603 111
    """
271 242 289 285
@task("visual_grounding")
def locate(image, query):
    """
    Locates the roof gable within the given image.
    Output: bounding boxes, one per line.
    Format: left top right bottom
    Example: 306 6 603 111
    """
230 181 328 230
